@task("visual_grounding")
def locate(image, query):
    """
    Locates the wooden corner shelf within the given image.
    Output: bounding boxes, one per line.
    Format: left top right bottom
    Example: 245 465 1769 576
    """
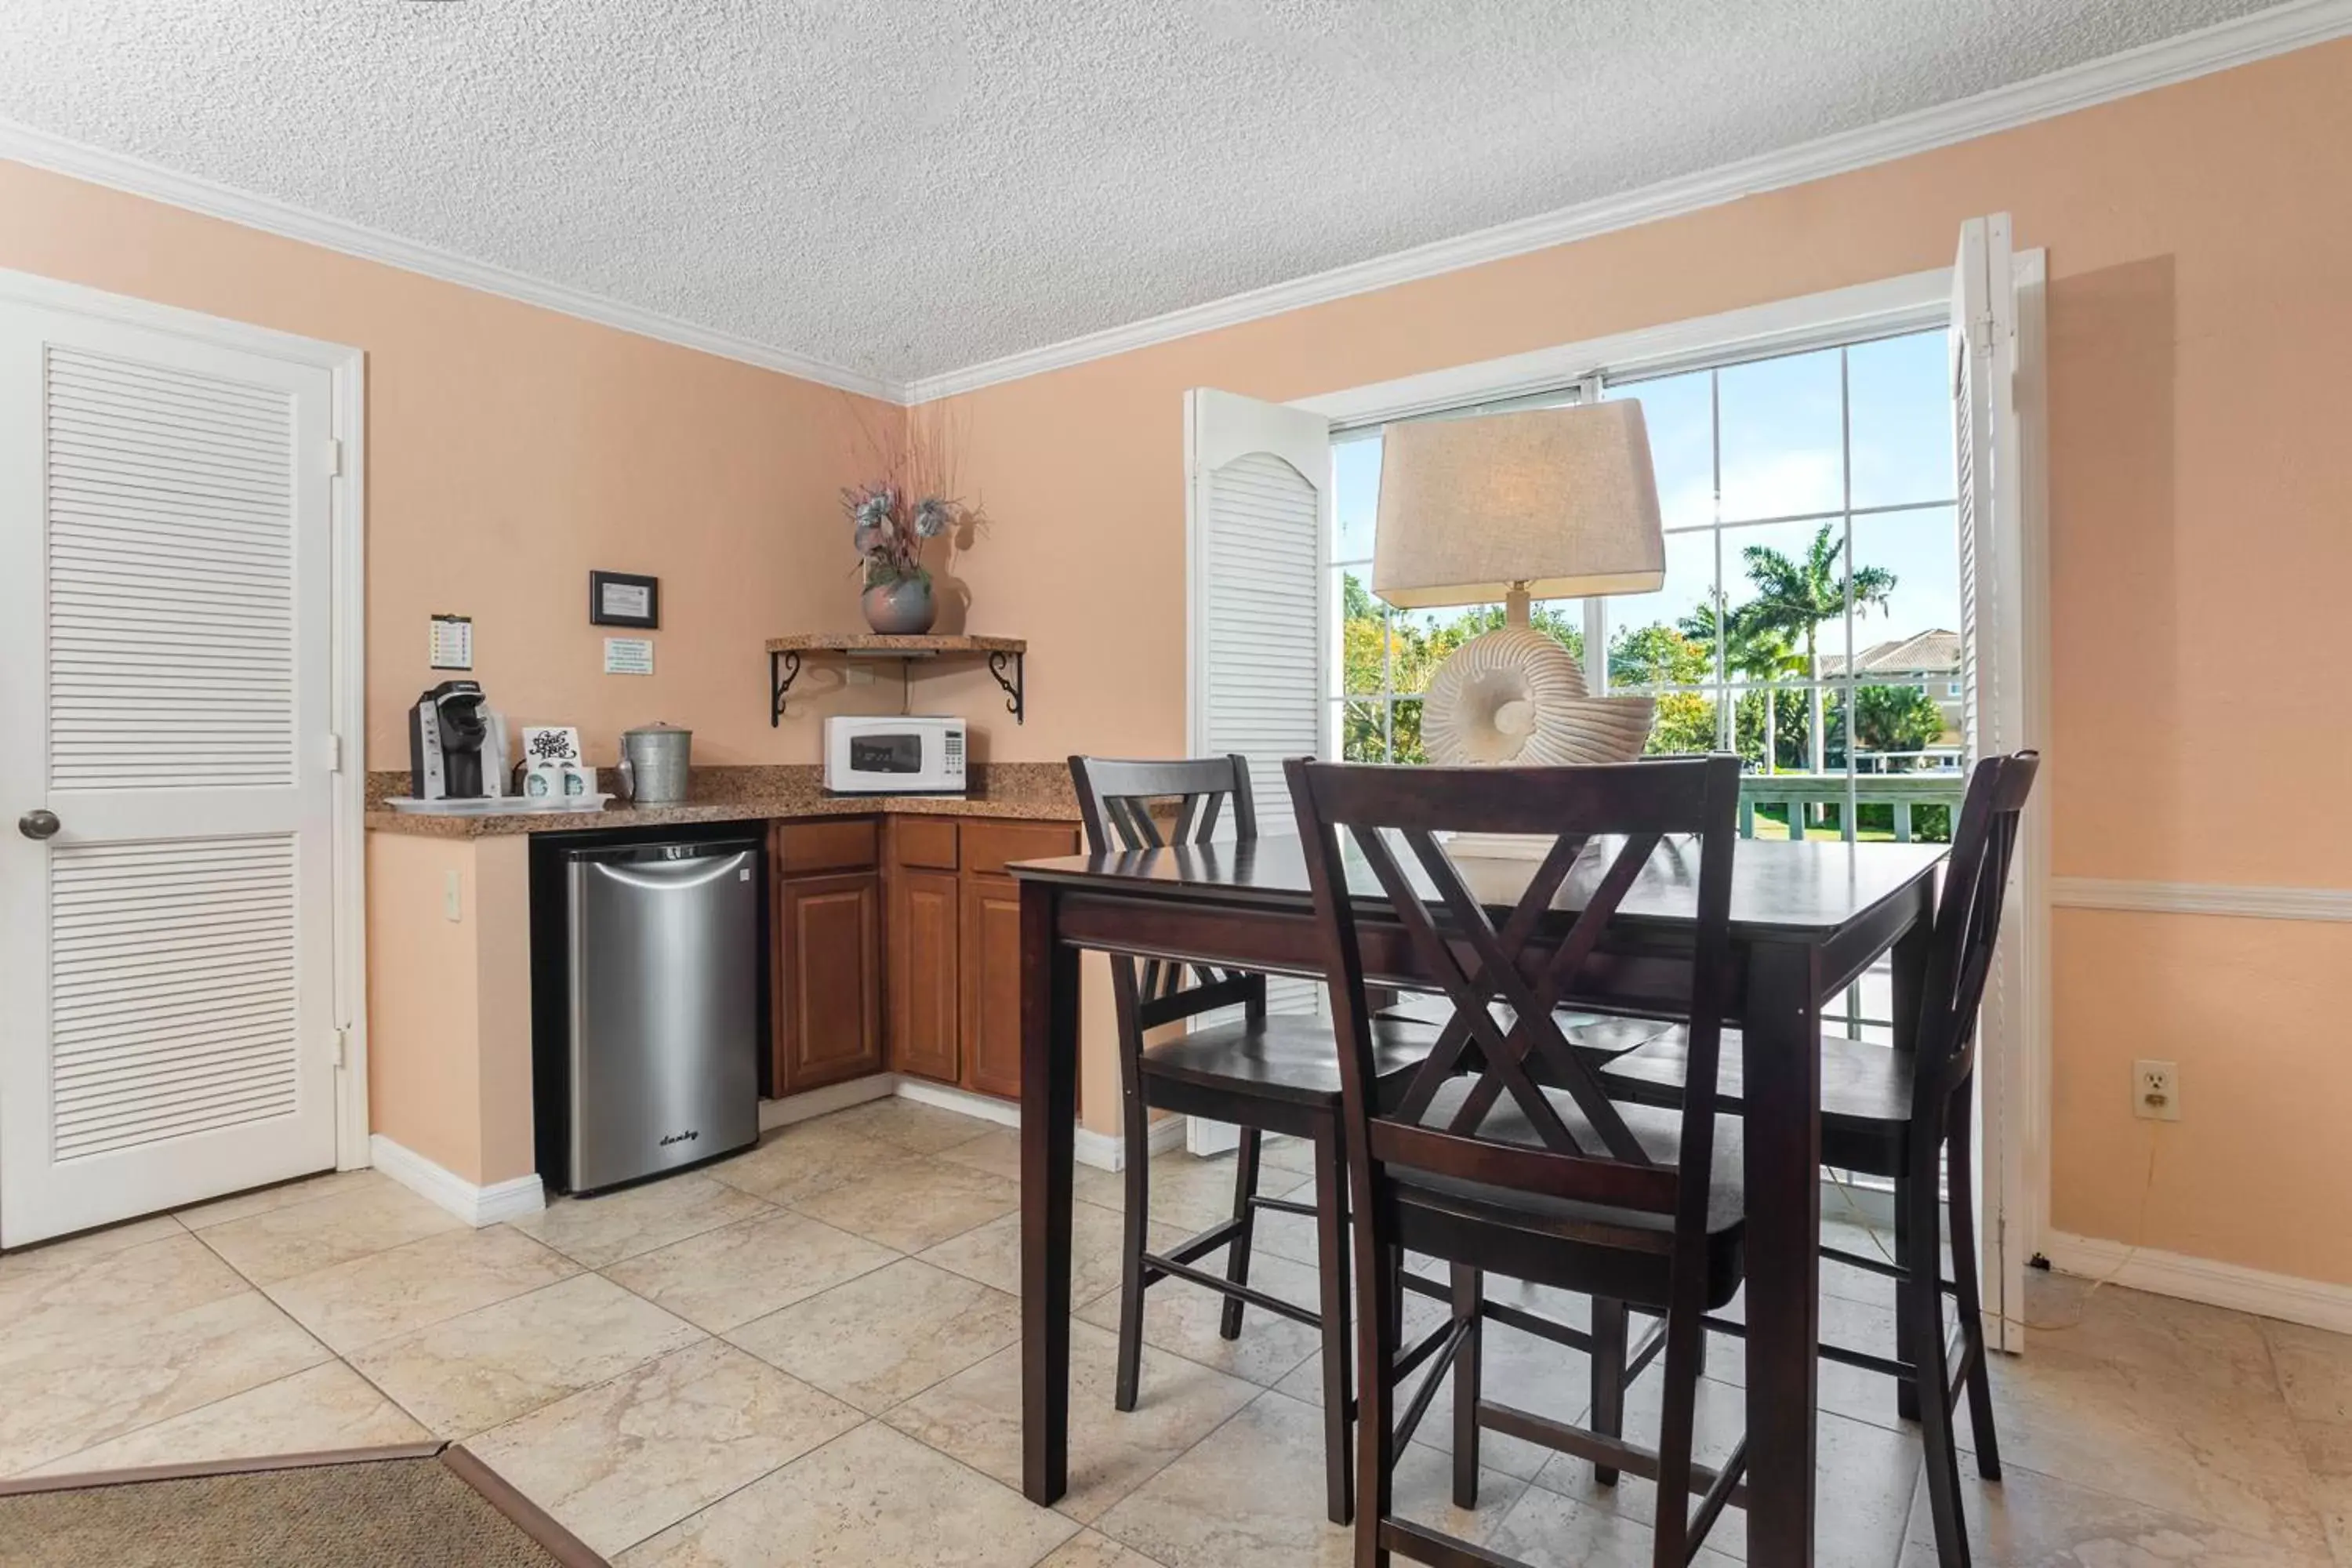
765 633 1026 726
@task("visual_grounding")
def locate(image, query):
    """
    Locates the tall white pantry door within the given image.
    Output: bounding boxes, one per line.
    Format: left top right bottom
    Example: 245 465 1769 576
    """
0 296 339 1247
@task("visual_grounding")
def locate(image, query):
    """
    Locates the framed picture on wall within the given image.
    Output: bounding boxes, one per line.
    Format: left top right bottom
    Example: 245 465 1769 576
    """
590 570 659 629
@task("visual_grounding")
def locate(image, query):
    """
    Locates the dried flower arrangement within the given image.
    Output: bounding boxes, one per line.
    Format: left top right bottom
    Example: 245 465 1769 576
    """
841 399 981 582
843 485 960 588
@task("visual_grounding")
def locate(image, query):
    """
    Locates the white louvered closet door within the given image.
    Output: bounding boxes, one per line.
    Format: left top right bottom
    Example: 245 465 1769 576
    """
0 303 338 1247
1184 389 1331 1153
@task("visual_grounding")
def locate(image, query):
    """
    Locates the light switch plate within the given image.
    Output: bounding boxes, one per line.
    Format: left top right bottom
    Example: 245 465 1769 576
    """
442 869 463 923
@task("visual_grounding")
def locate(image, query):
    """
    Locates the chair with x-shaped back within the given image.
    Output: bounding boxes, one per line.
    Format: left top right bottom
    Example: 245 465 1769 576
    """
1595 751 2038 1566
1287 753 1748 1568
1069 753 1439 1526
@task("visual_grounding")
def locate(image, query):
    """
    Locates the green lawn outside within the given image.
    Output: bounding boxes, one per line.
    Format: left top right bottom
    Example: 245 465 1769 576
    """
1745 801 1944 844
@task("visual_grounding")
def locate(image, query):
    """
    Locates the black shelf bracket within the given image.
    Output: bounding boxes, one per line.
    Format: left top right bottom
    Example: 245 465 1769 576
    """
768 641 1023 726
988 649 1025 724
769 649 802 727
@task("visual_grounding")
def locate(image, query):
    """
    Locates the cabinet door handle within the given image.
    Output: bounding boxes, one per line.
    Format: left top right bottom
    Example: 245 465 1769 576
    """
17 810 60 840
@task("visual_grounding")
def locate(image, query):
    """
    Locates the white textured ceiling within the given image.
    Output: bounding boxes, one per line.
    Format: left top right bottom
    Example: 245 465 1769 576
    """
0 0 2288 386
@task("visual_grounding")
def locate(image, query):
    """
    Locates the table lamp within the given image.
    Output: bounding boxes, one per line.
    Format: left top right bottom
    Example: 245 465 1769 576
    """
1374 401 1665 777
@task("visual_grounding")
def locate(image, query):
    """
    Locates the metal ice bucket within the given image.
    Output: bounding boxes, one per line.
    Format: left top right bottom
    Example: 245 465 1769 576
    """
617 722 692 806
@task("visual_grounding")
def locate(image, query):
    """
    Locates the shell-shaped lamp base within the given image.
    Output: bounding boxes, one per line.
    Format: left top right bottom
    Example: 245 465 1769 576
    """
1423 626 1654 767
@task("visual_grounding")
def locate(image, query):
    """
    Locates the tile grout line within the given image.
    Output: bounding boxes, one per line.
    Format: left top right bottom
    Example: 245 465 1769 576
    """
523 1184 789 1272
594 1224 909 1338
12 1355 346 1481
355 1270 714 1443
8 1269 347 1478
0 1185 404 1477
2252 1316 2340 1563
170 1169 368 1235
457 1338 867 1559
1083 1381 1287 1557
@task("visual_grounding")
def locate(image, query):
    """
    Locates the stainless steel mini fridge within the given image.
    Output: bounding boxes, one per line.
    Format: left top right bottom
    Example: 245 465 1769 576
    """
557 836 762 1193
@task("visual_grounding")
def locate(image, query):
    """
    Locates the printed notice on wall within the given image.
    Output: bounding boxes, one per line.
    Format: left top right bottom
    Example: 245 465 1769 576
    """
429 614 474 670
603 637 655 676
598 579 652 620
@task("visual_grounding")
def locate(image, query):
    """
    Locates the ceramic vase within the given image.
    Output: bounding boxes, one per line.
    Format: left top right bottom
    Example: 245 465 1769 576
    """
861 576 937 634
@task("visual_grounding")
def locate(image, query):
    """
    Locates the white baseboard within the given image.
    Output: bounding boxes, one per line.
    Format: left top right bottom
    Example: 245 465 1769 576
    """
757 1073 899 1132
1073 1114 1187 1172
368 1134 544 1227
893 1076 1022 1130
757 1073 1020 1135
2041 1229 2352 1337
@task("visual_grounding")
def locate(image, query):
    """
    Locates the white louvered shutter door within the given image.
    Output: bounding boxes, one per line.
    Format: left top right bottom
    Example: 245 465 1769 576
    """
1952 213 2034 1352
1181 390 1332 1152
1186 388 1331 838
0 303 339 1246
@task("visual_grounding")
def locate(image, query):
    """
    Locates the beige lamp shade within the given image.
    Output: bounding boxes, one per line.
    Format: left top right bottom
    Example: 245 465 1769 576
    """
1373 401 1665 608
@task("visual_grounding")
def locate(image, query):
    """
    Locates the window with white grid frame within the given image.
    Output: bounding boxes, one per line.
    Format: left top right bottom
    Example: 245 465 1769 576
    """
1326 328 1962 1040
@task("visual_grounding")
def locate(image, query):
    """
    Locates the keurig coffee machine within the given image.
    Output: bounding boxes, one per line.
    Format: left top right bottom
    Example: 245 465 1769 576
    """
408 681 511 800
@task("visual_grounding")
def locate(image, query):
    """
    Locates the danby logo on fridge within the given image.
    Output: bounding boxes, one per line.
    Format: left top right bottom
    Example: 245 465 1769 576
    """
658 1130 700 1147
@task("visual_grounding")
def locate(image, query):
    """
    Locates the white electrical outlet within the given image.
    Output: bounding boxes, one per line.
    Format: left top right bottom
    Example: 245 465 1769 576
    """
442 869 463 923
845 665 874 686
2133 1058 2180 1120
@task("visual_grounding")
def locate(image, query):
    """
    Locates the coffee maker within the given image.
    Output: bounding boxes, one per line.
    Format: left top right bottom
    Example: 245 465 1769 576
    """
408 681 511 800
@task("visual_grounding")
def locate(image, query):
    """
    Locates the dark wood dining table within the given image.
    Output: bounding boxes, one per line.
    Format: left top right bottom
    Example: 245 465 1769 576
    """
1011 831 1947 1568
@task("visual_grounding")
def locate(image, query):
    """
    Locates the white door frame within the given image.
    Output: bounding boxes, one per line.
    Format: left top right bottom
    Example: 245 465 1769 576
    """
1287 265 2055 1334
0 267 369 1174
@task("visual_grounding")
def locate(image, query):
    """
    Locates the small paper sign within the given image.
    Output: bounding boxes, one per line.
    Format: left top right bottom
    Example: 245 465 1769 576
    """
429 614 473 670
603 637 654 676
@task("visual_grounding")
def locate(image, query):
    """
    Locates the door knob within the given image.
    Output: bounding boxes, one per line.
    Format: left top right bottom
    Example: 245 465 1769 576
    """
17 810 60 840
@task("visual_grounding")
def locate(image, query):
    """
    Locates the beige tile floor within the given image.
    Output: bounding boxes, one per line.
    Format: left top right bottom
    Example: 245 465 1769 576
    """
2 1094 2346 1566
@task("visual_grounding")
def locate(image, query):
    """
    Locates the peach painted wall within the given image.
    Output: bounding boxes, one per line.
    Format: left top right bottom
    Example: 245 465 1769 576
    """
0 157 920 769
938 42 2352 1283
474 838 537 1185
365 833 488 1181
365 833 537 1186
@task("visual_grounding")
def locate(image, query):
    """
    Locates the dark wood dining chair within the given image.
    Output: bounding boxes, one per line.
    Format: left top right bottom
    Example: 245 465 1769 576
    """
1287 753 1749 1568
1595 750 2038 1568
1068 753 1437 1526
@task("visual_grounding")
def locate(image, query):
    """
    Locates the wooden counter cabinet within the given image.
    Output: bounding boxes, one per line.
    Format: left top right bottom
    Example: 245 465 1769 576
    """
770 820 884 1094
884 815 1078 1098
885 818 961 1083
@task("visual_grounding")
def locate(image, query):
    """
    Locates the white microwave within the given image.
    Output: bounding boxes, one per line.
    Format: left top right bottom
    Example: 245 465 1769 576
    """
824 714 967 795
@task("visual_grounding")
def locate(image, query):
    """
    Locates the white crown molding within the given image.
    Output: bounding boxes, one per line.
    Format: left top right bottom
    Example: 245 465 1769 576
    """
2053 877 2352 923
368 1134 544 1226
7 2 2347 407
2042 1229 2352 1337
902 0 2352 403
0 119 903 403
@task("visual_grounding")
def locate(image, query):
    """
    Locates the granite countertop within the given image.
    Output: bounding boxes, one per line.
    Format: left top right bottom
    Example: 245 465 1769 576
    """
365 763 1080 838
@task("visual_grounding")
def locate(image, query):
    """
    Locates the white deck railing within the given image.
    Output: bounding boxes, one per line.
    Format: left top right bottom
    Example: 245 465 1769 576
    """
1737 771 1965 843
